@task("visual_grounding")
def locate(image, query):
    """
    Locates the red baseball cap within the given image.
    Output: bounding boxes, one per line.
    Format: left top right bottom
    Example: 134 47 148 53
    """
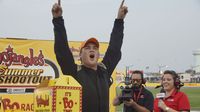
80 37 99 49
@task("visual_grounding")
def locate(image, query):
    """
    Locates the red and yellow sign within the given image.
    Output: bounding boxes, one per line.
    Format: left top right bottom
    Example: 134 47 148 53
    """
34 76 82 112
0 94 34 112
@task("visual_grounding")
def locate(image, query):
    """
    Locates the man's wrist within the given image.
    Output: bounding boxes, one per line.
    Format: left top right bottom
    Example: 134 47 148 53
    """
131 101 137 108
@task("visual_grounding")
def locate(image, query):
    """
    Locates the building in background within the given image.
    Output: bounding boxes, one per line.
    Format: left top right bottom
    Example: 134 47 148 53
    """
193 49 200 73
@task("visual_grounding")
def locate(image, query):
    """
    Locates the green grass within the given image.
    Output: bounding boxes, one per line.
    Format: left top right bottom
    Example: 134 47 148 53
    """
115 87 200 111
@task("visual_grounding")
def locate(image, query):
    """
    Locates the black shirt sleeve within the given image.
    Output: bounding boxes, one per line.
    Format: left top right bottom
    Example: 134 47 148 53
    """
53 17 77 76
102 19 124 77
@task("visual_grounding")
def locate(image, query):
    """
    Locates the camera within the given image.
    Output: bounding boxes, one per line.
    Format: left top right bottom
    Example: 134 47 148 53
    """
119 76 133 102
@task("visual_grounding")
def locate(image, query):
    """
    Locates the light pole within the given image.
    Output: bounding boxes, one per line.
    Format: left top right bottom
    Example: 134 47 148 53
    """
126 64 134 77
145 66 150 74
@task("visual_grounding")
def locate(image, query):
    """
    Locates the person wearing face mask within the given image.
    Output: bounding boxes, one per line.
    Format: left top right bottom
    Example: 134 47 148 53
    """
154 70 190 112
52 0 128 112
113 70 154 112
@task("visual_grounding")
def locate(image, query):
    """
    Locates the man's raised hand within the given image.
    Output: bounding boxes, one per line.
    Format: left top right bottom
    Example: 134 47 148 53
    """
117 0 128 19
52 0 62 18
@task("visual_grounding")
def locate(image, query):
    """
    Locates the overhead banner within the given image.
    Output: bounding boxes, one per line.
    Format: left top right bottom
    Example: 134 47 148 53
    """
0 38 108 87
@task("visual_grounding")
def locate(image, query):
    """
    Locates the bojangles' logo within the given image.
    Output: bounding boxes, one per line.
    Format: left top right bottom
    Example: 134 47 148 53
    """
0 45 45 67
0 45 59 85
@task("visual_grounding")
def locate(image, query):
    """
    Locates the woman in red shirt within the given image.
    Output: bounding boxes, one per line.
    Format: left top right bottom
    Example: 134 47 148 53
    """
154 70 190 112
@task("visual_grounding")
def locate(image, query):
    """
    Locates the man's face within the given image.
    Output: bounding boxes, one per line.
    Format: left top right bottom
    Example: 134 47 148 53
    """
162 74 175 91
131 73 142 87
80 43 99 69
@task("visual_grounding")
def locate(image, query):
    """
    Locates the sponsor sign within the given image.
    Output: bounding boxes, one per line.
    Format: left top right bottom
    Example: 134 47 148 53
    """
0 94 34 112
34 76 82 112
0 45 58 87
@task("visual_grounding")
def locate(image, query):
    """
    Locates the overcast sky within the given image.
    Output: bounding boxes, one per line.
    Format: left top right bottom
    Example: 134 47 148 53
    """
0 0 200 72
